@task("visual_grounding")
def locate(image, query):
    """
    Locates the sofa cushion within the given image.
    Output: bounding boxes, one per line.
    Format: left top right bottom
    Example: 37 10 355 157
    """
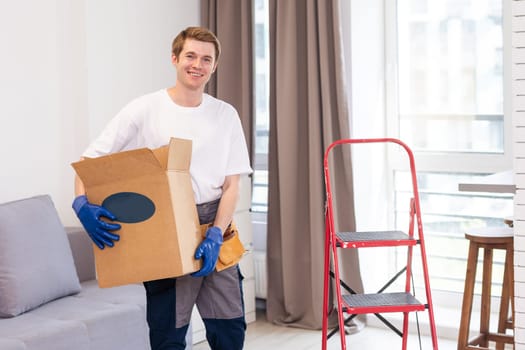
65 227 96 282
0 338 25 350
0 312 89 350
30 296 150 350
0 195 81 317
77 280 147 312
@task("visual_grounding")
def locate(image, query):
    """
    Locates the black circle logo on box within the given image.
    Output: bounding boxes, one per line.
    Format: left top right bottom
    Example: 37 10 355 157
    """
102 192 155 223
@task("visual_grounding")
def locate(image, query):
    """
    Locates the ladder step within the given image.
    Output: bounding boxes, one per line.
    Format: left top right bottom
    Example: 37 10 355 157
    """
336 230 417 248
342 292 426 314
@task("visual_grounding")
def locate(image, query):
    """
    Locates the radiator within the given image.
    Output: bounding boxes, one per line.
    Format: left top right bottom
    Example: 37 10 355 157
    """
253 251 267 299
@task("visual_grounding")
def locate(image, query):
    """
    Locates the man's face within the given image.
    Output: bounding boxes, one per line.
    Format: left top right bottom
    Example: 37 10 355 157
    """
172 38 217 92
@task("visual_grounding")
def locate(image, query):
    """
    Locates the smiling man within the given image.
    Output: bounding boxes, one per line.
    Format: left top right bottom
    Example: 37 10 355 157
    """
72 27 252 350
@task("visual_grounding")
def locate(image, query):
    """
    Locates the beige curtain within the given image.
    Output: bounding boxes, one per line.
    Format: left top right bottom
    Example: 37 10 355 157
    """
266 0 364 329
201 0 254 160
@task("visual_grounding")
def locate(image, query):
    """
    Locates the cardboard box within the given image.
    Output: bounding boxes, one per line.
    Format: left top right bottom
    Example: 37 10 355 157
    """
72 138 202 287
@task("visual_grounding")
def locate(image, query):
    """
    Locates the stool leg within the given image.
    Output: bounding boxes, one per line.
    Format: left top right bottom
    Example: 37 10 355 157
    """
510 242 515 349
497 249 511 350
458 241 479 350
510 241 515 333
496 242 514 350
480 247 493 348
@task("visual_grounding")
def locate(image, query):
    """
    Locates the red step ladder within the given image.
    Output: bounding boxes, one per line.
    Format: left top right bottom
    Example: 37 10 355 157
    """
321 138 439 350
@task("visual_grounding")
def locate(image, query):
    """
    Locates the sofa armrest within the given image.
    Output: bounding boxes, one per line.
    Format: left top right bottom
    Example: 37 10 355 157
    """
65 227 96 282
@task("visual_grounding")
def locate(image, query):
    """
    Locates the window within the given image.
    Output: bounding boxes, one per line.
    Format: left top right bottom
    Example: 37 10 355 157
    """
396 0 505 154
252 0 270 213
251 0 270 261
386 0 513 303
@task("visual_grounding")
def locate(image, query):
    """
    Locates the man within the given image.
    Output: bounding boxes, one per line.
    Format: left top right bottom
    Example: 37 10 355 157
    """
72 26 252 350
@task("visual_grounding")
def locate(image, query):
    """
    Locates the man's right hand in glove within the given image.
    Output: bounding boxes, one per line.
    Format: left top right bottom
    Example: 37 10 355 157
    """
72 195 121 249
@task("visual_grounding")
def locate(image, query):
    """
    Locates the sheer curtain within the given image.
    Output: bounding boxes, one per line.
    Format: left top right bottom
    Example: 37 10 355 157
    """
266 0 364 329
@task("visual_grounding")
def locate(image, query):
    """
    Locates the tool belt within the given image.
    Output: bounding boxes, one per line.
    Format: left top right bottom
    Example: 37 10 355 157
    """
200 221 245 271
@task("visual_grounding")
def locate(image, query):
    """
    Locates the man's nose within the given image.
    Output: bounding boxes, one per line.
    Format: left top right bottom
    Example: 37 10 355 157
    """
192 58 203 68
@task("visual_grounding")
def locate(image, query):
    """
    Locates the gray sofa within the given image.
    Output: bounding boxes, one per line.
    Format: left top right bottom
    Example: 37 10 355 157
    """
0 195 191 350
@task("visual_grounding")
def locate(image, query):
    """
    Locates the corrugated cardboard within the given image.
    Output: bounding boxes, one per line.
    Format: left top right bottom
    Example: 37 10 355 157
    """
72 138 201 288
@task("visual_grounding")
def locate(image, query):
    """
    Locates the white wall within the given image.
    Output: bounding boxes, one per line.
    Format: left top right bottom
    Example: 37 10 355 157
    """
512 0 525 347
0 1 199 226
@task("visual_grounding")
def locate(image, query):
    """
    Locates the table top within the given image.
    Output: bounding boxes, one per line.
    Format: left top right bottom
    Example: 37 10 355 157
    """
457 170 515 194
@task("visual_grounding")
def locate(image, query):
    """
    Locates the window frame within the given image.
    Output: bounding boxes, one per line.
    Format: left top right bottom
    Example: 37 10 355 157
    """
384 0 513 174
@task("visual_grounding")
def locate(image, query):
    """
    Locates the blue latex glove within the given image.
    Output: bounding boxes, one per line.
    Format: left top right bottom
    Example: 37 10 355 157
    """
72 195 121 249
192 226 223 277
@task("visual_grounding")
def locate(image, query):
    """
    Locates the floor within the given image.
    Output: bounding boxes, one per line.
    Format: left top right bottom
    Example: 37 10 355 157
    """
193 309 459 350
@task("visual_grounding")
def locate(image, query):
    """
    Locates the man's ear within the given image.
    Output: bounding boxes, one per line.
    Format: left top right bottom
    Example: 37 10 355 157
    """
171 54 178 66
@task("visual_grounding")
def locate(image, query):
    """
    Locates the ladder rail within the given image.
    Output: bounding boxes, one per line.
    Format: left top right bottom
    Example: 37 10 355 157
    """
321 209 331 350
322 138 439 350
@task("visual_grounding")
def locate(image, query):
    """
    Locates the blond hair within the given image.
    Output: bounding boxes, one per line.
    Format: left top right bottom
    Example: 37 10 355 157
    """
171 26 221 62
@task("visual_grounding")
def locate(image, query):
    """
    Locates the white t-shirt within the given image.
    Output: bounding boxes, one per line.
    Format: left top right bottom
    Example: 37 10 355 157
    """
83 89 253 204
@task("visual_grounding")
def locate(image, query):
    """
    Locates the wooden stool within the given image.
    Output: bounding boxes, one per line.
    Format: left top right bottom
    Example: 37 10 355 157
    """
457 227 514 350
